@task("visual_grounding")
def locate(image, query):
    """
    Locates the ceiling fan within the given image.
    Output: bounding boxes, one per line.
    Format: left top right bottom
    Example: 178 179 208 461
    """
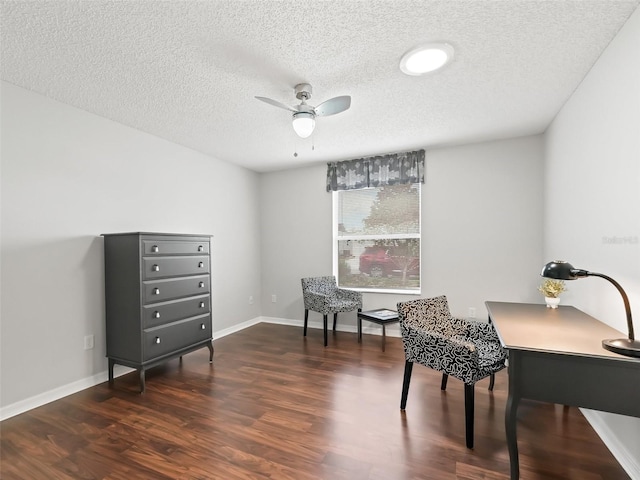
255 83 351 138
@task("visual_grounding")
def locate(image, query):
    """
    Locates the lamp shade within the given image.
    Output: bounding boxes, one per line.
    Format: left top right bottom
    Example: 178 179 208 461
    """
292 112 315 138
540 261 587 280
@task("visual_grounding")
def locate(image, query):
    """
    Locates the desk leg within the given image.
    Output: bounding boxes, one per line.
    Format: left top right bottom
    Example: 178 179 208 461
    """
505 391 520 479
505 354 520 480
358 317 362 343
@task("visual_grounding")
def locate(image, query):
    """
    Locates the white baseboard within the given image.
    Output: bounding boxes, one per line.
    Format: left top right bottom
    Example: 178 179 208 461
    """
213 317 262 339
1 317 268 421
580 408 640 479
0 364 133 421
260 315 401 337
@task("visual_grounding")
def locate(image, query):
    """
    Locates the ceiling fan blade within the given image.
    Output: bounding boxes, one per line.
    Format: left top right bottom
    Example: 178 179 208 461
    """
314 95 351 116
255 96 297 113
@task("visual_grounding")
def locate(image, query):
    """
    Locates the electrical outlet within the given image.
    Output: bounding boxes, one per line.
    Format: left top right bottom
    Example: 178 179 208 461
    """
84 335 95 350
249 296 254 305
271 294 277 303
468 307 476 319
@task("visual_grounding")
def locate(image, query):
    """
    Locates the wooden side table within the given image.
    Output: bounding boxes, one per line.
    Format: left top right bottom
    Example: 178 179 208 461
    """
357 309 399 351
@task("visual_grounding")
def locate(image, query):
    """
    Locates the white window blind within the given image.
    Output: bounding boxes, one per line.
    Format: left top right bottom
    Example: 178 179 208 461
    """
334 183 421 293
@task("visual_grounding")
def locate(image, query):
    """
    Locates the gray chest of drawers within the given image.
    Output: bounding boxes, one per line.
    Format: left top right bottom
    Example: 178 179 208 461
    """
102 232 214 392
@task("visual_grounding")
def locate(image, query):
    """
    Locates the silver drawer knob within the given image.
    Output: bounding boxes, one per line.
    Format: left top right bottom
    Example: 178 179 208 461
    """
198 262 204 268
152 288 160 295
200 323 206 330
153 311 160 319
151 245 159 253
154 336 161 344
198 282 205 288
199 301 205 308
152 264 160 272
198 245 204 252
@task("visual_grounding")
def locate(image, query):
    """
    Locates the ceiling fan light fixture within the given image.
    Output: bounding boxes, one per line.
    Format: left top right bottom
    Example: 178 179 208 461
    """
256 84 349 138
292 112 316 138
400 43 454 76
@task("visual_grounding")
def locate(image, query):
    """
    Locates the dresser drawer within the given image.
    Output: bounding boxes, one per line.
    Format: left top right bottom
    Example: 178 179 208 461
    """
143 295 210 328
143 275 210 304
142 240 209 256
143 255 210 280
144 314 212 361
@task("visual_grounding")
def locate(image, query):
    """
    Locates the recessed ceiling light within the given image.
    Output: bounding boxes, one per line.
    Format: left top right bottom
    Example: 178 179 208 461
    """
400 43 454 76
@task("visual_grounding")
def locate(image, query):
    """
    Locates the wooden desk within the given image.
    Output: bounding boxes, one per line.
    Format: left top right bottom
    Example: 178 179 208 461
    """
485 301 640 480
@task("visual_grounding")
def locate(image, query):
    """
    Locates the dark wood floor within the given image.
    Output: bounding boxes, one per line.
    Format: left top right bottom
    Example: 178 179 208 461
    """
1 323 630 479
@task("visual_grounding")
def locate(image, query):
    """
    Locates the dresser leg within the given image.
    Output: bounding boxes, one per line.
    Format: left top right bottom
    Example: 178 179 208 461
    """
207 340 214 363
108 359 115 385
139 369 146 394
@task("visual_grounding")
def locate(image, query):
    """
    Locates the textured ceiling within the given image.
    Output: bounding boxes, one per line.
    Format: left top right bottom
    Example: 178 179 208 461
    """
2 1 639 172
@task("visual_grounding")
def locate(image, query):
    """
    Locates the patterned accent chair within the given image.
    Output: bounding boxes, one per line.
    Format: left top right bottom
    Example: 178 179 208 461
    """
398 295 507 449
301 276 363 347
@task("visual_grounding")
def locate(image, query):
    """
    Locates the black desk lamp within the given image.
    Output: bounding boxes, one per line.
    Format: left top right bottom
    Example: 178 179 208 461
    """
541 260 640 358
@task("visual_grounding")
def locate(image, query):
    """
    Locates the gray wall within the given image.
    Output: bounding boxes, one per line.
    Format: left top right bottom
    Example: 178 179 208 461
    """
259 135 544 328
544 6 640 474
0 82 262 408
2 84 544 409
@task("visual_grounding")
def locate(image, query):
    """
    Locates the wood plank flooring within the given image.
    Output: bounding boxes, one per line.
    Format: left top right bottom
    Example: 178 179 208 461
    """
1 323 630 479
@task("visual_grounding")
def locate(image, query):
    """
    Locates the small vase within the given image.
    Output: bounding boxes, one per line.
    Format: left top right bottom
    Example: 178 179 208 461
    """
545 297 560 309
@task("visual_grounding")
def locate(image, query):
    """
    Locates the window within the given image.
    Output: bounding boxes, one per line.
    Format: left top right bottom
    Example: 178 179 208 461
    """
333 183 421 293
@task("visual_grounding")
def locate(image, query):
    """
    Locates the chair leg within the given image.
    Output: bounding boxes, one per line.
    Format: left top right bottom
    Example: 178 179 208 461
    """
441 373 449 391
464 383 475 449
303 310 309 336
400 361 413 410
488 373 495 391
333 313 338 331
323 314 328 347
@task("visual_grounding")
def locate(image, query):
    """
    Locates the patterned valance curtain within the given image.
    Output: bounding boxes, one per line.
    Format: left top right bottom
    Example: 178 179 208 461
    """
326 149 425 192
